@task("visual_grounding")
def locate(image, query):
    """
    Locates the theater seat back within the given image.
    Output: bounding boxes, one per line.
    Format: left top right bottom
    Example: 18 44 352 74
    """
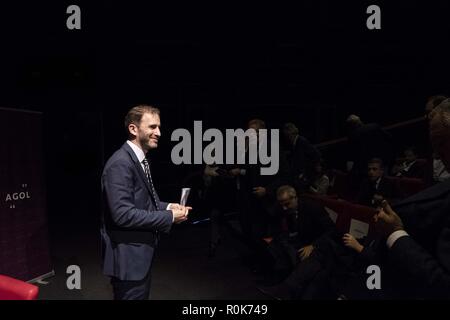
302 194 378 239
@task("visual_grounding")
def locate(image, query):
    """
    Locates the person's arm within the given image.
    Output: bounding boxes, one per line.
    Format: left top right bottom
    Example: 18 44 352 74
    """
342 234 381 264
388 234 450 298
103 160 182 233
377 201 450 298
310 204 338 247
313 175 330 195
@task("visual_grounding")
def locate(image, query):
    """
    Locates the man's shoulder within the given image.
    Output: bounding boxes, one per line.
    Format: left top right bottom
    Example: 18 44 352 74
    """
396 179 450 207
103 145 133 171
296 135 312 146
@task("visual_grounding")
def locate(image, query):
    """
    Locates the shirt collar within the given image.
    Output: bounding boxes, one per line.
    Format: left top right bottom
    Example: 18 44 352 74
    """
403 160 416 171
127 140 146 163
375 177 382 188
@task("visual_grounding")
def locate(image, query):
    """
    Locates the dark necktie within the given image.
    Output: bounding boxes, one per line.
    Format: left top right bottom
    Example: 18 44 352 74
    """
142 158 160 210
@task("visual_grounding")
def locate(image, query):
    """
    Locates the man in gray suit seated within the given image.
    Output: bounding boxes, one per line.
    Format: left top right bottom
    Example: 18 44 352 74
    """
101 105 190 300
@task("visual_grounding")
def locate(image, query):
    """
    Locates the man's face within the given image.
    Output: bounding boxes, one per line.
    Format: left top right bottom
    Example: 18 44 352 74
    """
132 112 161 152
368 163 383 181
277 193 298 211
430 115 450 170
404 150 417 164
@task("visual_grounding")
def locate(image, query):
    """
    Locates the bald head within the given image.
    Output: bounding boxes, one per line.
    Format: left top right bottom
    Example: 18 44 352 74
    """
426 95 448 119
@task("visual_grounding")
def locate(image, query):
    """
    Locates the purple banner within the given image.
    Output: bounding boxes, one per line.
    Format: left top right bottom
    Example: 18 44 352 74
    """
0 108 53 282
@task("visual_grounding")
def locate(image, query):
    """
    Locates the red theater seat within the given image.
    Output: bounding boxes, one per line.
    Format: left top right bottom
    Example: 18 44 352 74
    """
0 275 39 300
302 194 378 239
328 170 357 201
396 177 426 198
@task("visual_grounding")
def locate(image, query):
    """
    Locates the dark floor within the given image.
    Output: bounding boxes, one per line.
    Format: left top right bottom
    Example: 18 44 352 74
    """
37 218 270 300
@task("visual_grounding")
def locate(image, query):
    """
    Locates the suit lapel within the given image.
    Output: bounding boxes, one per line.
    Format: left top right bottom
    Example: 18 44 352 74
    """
122 143 153 196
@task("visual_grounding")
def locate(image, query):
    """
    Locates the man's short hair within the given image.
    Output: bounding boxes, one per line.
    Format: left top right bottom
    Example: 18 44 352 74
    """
368 158 384 168
430 99 450 141
427 95 448 108
124 105 160 138
248 119 266 129
283 122 299 136
276 185 297 199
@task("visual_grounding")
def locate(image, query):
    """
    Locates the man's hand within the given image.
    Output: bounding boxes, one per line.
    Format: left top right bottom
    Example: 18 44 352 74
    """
171 205 193 224
229 168 241 177
298 245 314 261
204 165 220 177
374 200 404 238
172 207 187 224
342 233 364 253
252 187 267 198
168 203 181 211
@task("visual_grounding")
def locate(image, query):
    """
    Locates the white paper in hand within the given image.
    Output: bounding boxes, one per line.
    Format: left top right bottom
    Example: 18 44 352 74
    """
180 188 191 206
349 218 369 239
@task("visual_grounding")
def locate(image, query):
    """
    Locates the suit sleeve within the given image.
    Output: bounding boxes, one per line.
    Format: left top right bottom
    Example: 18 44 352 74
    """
103 159 173 233
265 150 292 196
388 224 450 298
160 202 170 210
311 205 338 248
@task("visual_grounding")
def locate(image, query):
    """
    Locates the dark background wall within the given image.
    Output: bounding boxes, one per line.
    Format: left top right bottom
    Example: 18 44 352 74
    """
1 1 449 236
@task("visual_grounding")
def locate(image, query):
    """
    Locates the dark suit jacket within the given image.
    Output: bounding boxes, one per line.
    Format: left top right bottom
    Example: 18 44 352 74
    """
101 142 173 281
356 176 402 207
289 135 321 178
387 179 450 298
277 199 336 249
398 160 426 179
236 137 291 201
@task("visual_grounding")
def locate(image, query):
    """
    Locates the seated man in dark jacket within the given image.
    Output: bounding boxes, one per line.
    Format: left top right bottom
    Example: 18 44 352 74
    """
357 158 402 207
259 186 336 287
393 147 426 179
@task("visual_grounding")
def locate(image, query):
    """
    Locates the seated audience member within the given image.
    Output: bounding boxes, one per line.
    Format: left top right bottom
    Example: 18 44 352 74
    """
356 158 401 207
257 185 336 298
297 160 330 195
374 101 450 299
259 207 384 300
433 156 450 183
394 147 425 179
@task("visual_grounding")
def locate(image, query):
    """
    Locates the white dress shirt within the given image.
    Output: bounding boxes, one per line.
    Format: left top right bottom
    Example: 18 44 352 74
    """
126 140 173 220
386 230 409 249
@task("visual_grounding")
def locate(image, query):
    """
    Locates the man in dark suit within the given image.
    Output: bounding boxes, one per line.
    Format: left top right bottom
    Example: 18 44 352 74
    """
375 101 450 299
356 158 402 207
101 105 190 300
394 147 426 179
257 185 336 299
